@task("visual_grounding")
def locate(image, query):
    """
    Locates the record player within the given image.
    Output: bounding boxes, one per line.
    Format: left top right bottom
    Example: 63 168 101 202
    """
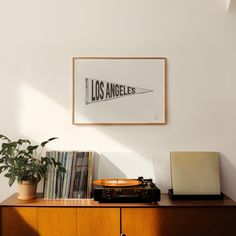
93 177 161 203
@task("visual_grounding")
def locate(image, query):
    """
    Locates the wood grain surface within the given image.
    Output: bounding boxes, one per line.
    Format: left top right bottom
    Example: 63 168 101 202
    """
38 208 76 236
1 193 235 207
1 207 37 236
122 207 236 236
0 194 236 236
77 208 120 236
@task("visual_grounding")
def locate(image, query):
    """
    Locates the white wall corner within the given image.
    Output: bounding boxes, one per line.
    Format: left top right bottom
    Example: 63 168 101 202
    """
226 0 232 11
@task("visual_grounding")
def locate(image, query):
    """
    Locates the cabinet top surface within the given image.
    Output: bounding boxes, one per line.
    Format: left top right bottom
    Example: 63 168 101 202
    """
1 194 235 207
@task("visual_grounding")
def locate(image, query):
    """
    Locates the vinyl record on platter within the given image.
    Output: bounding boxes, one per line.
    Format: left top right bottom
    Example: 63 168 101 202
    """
93 178 142 187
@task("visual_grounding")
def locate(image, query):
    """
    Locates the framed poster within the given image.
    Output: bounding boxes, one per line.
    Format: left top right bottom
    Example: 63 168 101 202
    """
72 57 167 125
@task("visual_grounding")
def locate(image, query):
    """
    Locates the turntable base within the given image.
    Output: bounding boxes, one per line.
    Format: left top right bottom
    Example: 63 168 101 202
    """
93 177 161 203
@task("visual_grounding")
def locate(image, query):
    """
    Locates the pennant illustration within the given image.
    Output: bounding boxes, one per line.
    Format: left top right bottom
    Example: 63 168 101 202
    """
85 78 154 105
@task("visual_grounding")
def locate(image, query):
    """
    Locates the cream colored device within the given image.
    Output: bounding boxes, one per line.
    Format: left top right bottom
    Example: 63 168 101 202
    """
170 152 221 195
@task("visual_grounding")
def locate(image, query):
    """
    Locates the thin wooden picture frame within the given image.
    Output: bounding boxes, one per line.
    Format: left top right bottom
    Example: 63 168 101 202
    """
72 57 167 125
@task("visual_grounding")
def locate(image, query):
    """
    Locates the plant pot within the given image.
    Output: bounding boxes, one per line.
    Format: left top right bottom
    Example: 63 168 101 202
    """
18 181 37 200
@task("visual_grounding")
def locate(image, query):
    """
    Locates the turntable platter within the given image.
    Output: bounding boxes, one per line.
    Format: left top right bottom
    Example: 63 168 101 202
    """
93 178 142 187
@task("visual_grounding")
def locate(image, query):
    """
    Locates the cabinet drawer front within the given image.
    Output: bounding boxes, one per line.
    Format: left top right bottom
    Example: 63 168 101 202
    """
38 208 76 236
77 208 120 236
1 207 37 236
122 207 236 236
122 208 161 236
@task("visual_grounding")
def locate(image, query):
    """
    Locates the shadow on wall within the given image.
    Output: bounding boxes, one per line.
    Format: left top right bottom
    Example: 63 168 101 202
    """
1 75 235 198
1 207 39 236
219 153 236 195
0 38 172 195
97 153 127 179
0 73 24 201
0 49 235 199
96 152 171 193
229 0 236 11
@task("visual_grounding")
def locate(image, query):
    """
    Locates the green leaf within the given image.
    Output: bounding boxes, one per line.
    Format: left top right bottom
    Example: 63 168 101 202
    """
17 139 31 145
1 143 10 150
27 145 38 153
4 173 12 178
51 158 56 166
8 142 18 149
0 165 8 173
9 177 16 186
58 167 66 173
0 134 11 142
40 137 58 147
0 135 62 185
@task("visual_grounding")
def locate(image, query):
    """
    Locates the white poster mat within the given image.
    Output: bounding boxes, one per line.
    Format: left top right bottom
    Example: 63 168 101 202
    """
73 58 166 124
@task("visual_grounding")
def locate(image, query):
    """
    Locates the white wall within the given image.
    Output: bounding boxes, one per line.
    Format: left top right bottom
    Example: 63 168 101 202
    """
0 0 236 201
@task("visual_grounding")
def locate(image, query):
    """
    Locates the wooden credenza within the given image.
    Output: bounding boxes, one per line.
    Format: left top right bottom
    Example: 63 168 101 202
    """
1 194 236 236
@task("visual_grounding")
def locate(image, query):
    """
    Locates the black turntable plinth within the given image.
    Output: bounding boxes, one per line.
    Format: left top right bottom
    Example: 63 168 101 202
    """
93 177 161 203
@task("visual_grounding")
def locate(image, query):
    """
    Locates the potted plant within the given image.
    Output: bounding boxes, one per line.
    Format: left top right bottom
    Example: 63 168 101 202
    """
0 134 65 200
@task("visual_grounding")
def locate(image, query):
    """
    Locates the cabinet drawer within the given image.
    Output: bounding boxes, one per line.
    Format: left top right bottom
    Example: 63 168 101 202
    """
1 207 37 236
77 208 120 236
38 208 76 236
122 208 161 236
122 207 236 236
